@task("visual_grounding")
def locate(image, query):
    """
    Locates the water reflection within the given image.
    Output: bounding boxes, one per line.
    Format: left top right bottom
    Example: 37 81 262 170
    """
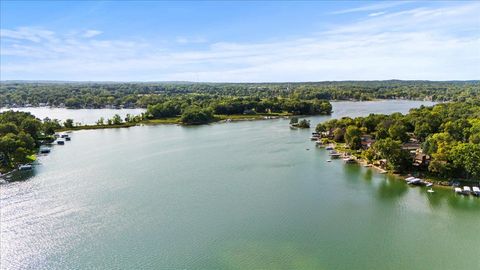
363 169 373 182
447 194 480 211
376 175 408 200
2 169 36 183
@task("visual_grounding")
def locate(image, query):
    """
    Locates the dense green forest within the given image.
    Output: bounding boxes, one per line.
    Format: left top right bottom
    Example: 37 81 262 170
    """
1 80 478 108
316 100 480 180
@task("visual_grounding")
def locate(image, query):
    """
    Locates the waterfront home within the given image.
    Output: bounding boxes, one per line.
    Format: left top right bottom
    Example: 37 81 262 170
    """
413 150 430 167
401 143 421 151
374 159 388 169
360 135 375 149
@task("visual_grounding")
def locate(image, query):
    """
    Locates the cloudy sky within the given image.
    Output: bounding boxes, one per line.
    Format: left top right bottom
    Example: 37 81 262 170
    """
1 1 479 82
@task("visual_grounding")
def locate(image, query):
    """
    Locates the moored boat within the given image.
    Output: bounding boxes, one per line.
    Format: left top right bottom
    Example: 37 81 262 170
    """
405 176 416 182
462 186 471 195
343 157 356 163
472 187 480 196
407 178 423 185
329 151 341 158
18 164 33 171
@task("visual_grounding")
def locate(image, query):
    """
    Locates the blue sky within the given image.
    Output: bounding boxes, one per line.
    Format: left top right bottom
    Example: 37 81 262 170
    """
1 1 479 82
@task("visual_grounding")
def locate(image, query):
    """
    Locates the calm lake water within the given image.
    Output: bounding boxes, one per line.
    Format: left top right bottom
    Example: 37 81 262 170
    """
0 107 146 125
1 100 479 270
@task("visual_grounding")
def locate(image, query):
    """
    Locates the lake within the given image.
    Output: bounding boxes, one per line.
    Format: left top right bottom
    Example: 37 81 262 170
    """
0 107 146 125
0 100 437 124
1 100 479 270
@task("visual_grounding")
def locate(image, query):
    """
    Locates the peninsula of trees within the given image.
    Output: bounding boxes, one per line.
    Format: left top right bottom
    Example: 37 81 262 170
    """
315 100 480 181
0 111 60 173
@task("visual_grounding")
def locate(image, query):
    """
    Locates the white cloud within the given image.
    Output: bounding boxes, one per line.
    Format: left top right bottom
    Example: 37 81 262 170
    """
331 1 411 15
82 30 102 38
0 27 56 43
369 12 386 17
176 36 208 44
1 2 479 81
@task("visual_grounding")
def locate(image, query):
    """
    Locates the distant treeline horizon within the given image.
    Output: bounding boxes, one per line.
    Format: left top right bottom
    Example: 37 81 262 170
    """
1 80 478 109
1 79 479 84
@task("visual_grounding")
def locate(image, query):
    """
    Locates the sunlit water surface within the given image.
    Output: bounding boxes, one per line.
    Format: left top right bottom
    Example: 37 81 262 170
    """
1 100 479 270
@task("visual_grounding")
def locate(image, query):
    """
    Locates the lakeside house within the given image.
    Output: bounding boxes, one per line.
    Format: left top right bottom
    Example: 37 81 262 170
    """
374 159 388 169
361 135 375 149
401 142 421 151
413 151 430 167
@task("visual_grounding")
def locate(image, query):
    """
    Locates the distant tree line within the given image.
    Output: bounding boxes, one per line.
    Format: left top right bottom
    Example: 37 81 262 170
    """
1 80 478 108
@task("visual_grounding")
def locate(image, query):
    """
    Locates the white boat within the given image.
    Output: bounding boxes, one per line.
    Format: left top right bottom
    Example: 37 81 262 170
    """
18 164 33 171
329 151 341 158
454 187 463 194
472 186 480 196
405 176 416 182
462 186 471 195
325 146 334 151
407 178 422 185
